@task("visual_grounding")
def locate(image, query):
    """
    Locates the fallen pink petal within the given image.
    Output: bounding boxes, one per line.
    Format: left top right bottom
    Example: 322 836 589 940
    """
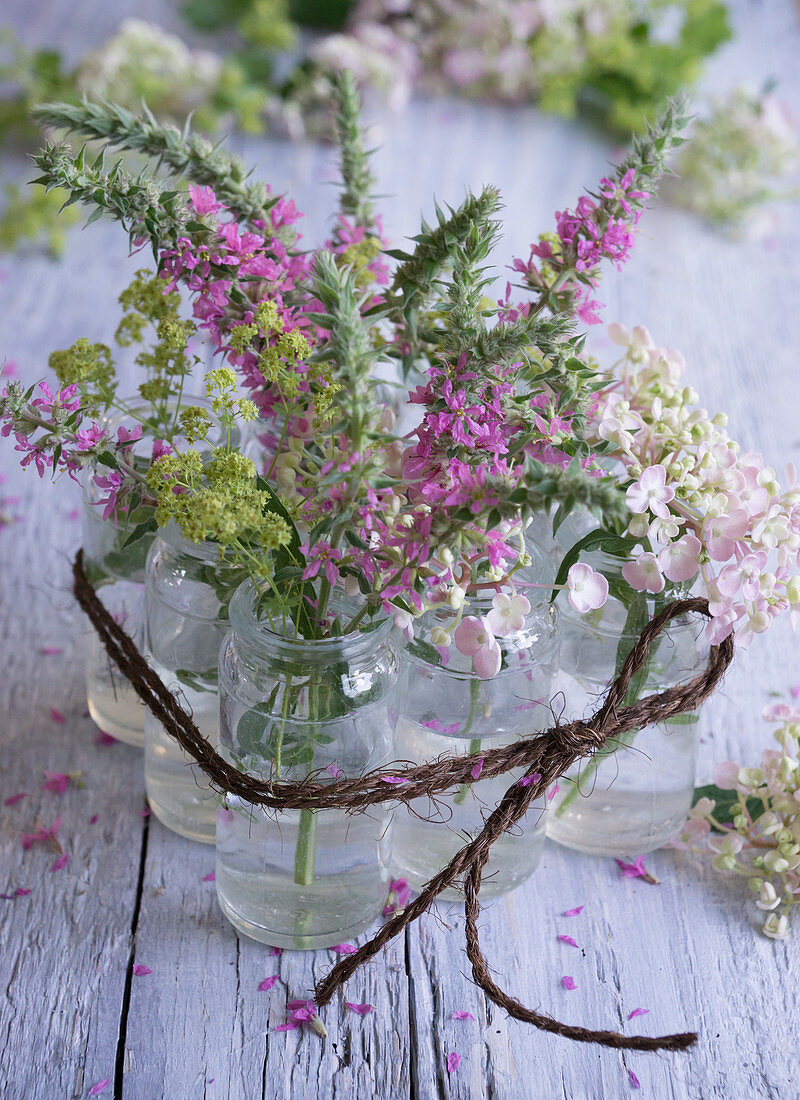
517 772 541 787
345 1002 375 1015
257 976 280 992
561 976 577 990
43 771 70 795
15 887 31 896
51 853 69 872
89 814 98 824
470 758 484 781
451 1010 475 1020
50 708 65 724
88 1079 111 1096
614 857 660 884
628 1069 641 1089
94 731 116 746
547 783 560 801
202 871 216 882
140 807 151 818
628 1008 650 1020
331 943 357 954
381 776 408 785
446 1052 462 1074
21 816 62 852
132 965 152 976
563 906 584 917
39 647 63 656
326 763 344 779
268 946 282 956
557 935 579 948
4 793 27 806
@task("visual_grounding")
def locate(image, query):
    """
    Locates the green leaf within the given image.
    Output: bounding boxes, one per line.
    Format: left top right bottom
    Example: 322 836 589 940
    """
120 515 157 551
174 667 218 694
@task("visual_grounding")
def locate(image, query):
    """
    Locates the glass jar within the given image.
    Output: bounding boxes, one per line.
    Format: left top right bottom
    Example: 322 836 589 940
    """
392 548 560 900
547 553 707 856
82 459 152 747
144 527 246 844
216 582 398 949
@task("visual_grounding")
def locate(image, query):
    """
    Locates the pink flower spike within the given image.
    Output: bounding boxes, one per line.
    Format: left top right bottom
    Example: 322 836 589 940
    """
39 647 63 656
446 1053 462 1074
94 730 116 746
628 1008 650 1020
88 1079 111 1096
51 853 69 872
50 708 65 723
563 905 584 917
345 1002 375 1015
451 1011 475 1020
4 792 27 806
470 758 484 781
561 976 577 990
202 871 216 882
628 1069 641 1089
331 944 357 955
258 976 280 992
557 935 579 948
132 965 152 976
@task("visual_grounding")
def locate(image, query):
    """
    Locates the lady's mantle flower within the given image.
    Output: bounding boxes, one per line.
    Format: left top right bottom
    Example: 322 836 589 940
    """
453 616 501 679
566 563 609 613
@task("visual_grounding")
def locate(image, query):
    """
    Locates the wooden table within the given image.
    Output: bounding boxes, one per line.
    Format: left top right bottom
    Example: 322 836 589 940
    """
1 1 799 1096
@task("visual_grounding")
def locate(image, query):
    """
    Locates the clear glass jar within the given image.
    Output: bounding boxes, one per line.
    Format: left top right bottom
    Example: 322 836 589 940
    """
144 527 246 844
392 548 559 900
547 553 707 856
216 582 398 949
82 462 152 747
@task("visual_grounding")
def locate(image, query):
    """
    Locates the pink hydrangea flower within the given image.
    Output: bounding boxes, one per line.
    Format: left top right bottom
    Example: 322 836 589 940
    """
453 616 502 679
658 533 701 583
486 592 530 636
622 550 665 594
626 465 675 518
567 563 609 613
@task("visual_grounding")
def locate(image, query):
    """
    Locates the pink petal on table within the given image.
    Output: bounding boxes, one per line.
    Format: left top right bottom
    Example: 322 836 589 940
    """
446 1052 462 1074
132 965 152 976
628 1069 641 1089
140 807 151 818
4 793 27 806
470 759 484 781
326 763 344 779
628 1008 650 1020
563 906 584 917
791 682 800 700
50 709 65 724
43 772 70 795
547 783 560 801
561 976 577 990
518 771 542 787
273 1022 299 1032
94 730 117 746
345 1002 374 1015
202 872 216 882
51 853 69 872
557 935 579 948
381 776 408 785
39 647 63 656
67 508 80 522
331 944 357 954
258 976 280 992
88 1079 111 1096
451 1011 474 1020
15 887 31 896
89 815 99 825
268 946 282 956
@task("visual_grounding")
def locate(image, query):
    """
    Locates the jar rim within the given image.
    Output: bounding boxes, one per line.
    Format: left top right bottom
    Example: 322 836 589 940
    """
229 578 393 660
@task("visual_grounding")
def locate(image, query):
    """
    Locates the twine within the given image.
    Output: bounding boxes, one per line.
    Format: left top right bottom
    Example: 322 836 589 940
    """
73 549 733 1052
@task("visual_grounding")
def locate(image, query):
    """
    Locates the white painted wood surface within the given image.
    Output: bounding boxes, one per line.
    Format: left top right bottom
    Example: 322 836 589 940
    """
1 1 799 1096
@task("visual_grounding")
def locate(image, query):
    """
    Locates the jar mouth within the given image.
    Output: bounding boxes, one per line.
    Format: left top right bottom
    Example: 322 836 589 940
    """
558 595 704 641
229 579 392 661
156 523 233 563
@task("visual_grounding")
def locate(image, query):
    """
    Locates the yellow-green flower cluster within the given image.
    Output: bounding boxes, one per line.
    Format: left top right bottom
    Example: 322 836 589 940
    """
339 233 382 290
48 337 115 413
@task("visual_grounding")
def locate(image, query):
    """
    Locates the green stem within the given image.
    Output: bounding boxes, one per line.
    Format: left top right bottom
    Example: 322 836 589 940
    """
294 809 317 886
454 679 483 806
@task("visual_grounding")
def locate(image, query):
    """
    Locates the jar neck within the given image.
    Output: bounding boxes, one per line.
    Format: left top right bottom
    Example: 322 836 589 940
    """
229 579 392 666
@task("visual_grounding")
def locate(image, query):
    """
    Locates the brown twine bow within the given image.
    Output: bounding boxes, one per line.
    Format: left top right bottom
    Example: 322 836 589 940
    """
73 549 734 1052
